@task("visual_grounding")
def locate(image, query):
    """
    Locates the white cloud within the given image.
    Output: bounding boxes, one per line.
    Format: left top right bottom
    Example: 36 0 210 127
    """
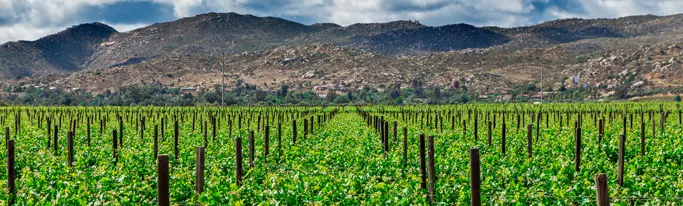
0 22 147 43
0 24 63 43
106 22 149 32
0 0 120 42
152 0 204 17
548 0 683 20
314 0 534 27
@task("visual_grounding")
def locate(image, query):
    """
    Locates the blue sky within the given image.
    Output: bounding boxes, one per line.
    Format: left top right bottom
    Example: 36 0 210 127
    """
1 0 682 43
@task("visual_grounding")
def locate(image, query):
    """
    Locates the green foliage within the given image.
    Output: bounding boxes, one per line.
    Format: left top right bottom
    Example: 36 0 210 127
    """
332 95 350 104
3 82 665 106
0 103 681 204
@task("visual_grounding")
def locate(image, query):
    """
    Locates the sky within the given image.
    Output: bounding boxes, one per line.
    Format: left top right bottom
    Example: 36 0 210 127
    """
1 0 682 43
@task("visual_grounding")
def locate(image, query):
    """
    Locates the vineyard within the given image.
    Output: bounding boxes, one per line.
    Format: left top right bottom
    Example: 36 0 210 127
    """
0 104 682 205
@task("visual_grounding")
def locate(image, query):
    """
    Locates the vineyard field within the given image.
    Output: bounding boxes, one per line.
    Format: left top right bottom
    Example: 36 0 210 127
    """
0 104 682 205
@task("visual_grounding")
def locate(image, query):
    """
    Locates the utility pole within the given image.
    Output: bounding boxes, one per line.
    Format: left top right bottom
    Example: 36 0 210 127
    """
221 51 225 107
221 40 236 107
536 56 543 104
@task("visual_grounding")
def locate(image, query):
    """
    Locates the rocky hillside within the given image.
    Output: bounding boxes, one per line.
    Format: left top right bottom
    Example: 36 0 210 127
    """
2 12 683 99
0 23 117 79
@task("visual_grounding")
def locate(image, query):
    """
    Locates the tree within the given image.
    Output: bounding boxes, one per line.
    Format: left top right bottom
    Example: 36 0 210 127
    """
389 89 401 99
675 95 681 102
432 86 441 99
614 84 630 99
333 95 350 104
278 85 289 98
326 90 337 102
254 90 267 102
394 96 404 105
411 78 425 98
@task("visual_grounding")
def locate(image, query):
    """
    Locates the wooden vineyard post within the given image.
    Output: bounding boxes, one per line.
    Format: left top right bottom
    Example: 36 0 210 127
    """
303 119 308 140
154 125 158 160
157 155 170 206
440 115 444 133
292 120 297 145
257 115 261 131
595 173 609 206
47 118 52 145
278 123 282 162
527 124 532 158
140 117 144 142
100 117 104 136
265 125 270 161
236 137 243 186
427 135 436 203
487 121 492 146
4 127 8 150
212 117 216 141
15 113 20 135
502 116 506 156
419 134 427 190
310 116 314 135
174 120 179 160
651 116 655 140
54 125 59 155
660 112 665 135
470 148 481 206
384 121 389 154
393 121 397 144
575 126 581 172
47 121 52 149
403 127 408 169
474 115 478 141
113 130 118 164
87 118 91 147
195 146 205 195
598 119 604 144
463 120 467 138
517 114 521 132
623 114 627 137
203 122 208 147
119 118 123 148
7 140 15 205
249 131 255 168
161 117 165 141
68 131 74 167
229 119 233 140
641 121 645 156
618 134 625 186
536 112 540 142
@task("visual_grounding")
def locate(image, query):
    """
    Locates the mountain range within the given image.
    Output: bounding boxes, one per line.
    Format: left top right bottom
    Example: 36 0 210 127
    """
1 12 683 99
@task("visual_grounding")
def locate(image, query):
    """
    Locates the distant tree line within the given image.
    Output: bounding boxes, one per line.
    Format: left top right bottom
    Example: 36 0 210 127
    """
1 81 681 106
0 80 474 106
